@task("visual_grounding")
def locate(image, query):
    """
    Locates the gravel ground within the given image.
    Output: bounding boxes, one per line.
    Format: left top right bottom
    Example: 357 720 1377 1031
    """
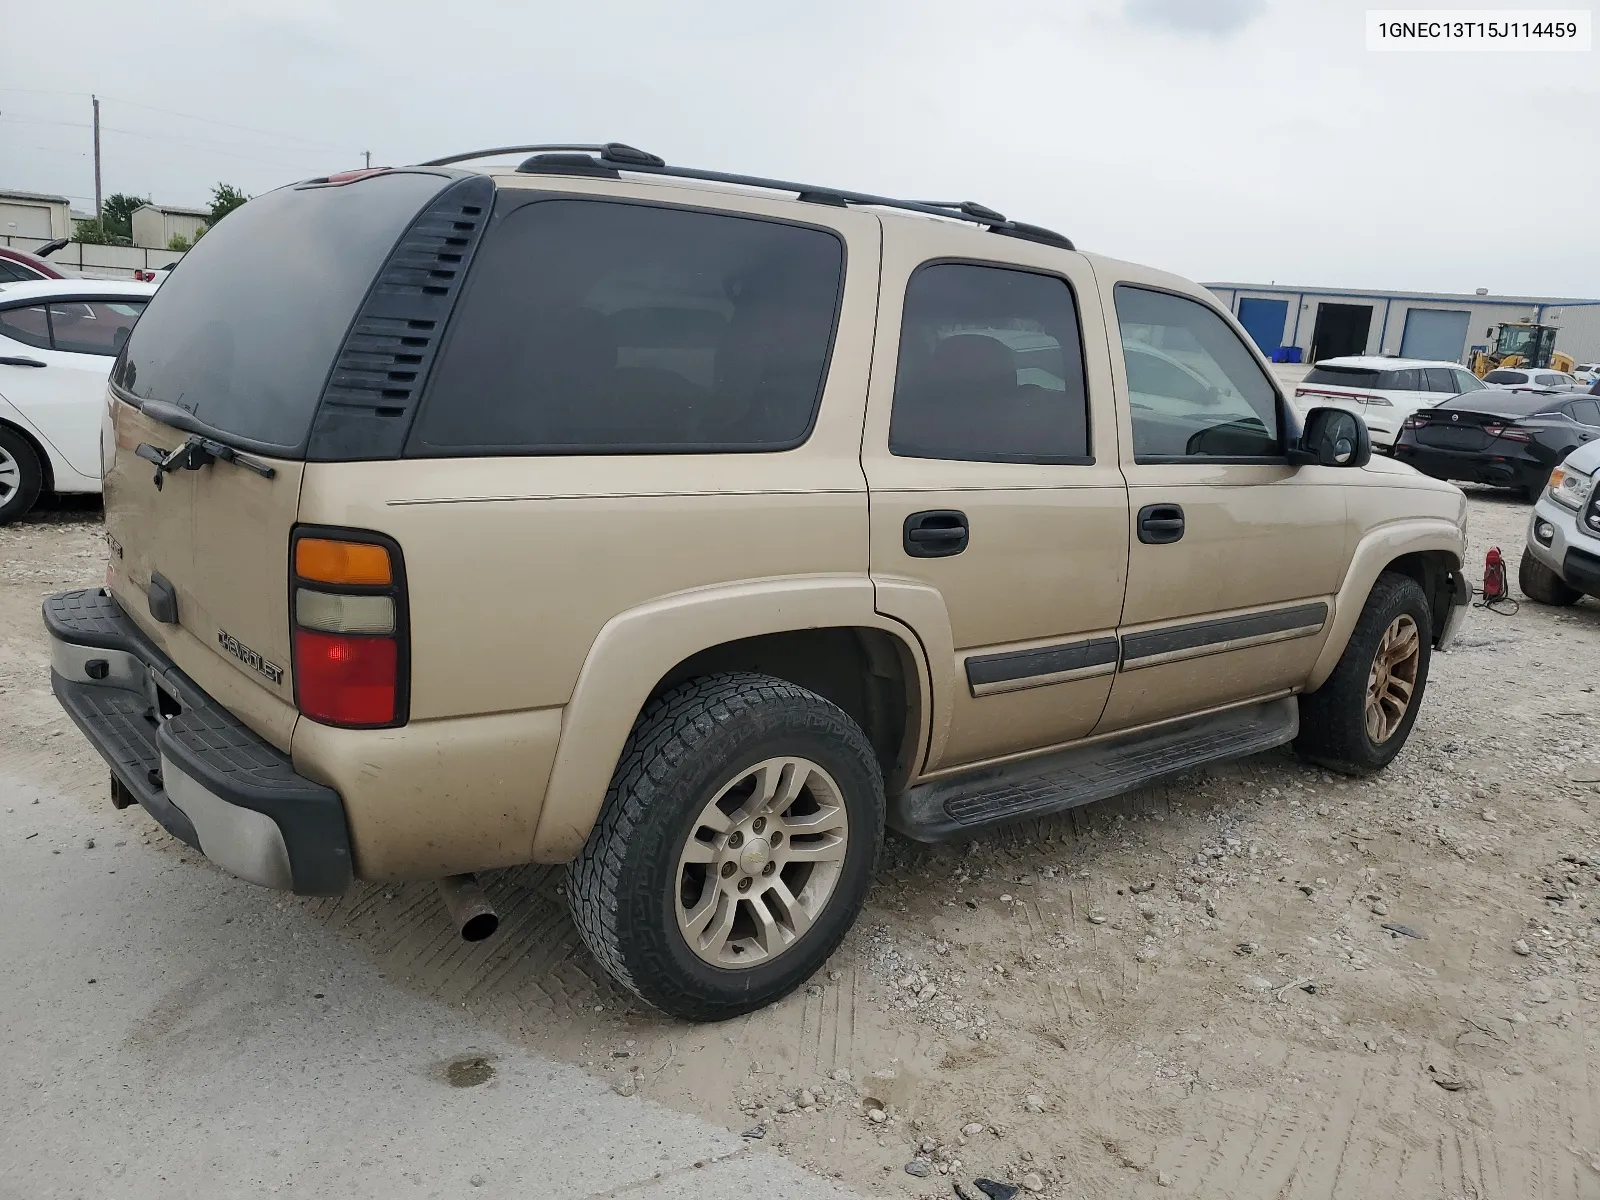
3 488 1598 1199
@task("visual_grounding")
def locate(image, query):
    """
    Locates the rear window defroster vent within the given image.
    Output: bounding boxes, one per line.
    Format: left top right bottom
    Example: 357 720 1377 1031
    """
307 173 494 460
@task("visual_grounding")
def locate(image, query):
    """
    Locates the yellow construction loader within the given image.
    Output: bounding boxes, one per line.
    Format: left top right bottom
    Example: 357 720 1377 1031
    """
1469 321 1576 377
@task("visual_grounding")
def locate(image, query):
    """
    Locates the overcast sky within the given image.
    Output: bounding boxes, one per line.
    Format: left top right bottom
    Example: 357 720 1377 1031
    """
4 0 1596 295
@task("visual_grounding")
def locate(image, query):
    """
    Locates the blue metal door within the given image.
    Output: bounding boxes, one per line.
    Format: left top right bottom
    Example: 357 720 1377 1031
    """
1399 309 1471 362
1236 298 1289 354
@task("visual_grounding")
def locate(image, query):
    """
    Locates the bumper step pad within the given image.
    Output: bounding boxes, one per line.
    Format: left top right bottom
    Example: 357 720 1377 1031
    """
45 589 352 894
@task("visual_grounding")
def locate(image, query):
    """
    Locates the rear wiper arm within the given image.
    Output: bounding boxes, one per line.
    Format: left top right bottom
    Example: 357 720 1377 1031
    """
134 435 276 490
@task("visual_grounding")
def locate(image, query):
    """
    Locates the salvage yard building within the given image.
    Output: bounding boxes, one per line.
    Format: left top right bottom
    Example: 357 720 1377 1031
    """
1205 282 1600 367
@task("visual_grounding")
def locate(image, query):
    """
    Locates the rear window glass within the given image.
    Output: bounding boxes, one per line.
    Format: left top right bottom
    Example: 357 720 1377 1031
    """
1484 370 1526 384
1446 390 1555 416
408 200 844 455
1304 367 1379 389
111 171 449 453
48 300 146 356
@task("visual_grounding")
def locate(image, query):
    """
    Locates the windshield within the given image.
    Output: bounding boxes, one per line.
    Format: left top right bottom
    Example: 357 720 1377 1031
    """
1496 327 1537 358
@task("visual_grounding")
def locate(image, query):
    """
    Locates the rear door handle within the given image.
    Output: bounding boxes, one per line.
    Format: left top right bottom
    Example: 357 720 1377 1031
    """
1137 503 1185 545
0 356 46 368
904 509 969 558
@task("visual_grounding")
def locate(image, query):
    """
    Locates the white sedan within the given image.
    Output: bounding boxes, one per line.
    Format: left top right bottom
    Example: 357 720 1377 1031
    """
0 279 158 522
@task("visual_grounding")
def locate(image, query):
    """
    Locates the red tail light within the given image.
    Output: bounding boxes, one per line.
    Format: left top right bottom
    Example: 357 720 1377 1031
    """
293 632 398 725
1483 424 1532 443
1402 415 1426 430
290 528 407 728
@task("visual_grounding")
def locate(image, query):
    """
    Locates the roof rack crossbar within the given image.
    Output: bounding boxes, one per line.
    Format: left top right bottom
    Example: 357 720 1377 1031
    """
412 143 1075 249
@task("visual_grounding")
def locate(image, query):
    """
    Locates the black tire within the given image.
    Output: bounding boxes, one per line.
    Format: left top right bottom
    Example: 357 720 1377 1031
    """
566 672 885 1022
1519 551 1581 606
1522 463 1559 502
1295 572 1431 776
0 425 44 525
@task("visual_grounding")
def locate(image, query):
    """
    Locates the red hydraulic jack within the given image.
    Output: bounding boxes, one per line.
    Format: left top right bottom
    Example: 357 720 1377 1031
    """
1481 546 1508 603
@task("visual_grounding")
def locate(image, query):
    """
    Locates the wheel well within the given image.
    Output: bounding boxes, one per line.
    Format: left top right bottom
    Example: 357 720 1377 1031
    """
0 418 55 493
1383 550 1461 642
653 627 922 793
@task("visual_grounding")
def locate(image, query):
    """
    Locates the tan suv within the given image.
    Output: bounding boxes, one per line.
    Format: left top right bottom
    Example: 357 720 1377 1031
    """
45 144 1470 1020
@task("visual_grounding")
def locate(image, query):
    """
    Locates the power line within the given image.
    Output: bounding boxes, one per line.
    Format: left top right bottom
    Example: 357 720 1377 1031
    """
0 87 350 152
2 114 341 170
109 97 349 152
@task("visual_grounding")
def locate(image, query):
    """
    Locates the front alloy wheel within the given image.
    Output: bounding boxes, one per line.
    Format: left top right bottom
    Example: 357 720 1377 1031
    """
1364 613 1420 744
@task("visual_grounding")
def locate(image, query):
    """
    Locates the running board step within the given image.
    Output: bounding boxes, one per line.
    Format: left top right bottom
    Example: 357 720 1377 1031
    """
889 697 1299 842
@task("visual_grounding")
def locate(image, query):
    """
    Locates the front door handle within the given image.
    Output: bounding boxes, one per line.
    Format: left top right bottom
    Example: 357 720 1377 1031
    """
1137 503 1185 545
0 356 46 368
904 509 969 558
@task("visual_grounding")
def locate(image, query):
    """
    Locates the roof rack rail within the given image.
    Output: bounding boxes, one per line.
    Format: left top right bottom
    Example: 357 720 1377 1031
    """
413 143 1074 250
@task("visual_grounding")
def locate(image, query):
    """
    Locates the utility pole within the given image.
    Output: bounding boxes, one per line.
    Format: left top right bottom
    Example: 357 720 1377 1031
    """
363 149 372 169
92 95 103 228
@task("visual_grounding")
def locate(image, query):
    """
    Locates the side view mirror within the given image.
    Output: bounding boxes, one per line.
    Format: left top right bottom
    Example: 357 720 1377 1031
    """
1290 406 1372 468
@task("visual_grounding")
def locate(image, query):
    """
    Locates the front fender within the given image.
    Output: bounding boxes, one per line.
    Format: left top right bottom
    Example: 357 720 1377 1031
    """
1306 518 1465 691
528 574 933 862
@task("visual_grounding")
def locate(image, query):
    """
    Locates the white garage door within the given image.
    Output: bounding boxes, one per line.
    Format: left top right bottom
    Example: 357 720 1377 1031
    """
1399 308 1471 362
0 202 54 239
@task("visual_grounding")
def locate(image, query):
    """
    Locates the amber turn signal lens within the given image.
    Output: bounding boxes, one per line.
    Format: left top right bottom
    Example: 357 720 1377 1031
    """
295 538 392 586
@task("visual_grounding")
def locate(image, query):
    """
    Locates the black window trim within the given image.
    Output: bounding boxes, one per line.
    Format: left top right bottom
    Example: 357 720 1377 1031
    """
403 190 851 459
1114 281 1291 467
887 255 1096 467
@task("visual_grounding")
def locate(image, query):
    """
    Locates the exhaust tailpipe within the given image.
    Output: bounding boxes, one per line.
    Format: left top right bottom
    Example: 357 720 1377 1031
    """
438 873 499 942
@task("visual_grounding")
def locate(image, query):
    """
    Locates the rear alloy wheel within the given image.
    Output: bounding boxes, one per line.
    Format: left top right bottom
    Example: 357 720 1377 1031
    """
0 426 45 525
1519 552 1581 606
567 672 884 1021
1295 572 1431 775
675 757 850 968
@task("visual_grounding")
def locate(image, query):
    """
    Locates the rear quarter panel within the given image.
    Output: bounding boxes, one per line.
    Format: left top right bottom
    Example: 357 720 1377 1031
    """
291 190 884 877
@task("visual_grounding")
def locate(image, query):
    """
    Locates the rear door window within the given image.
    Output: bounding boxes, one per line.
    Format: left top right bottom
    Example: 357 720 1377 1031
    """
46 299 147 356
1424 368 1459 393
409 199 844 455
888 262 1089 462
1568 399 1600 426
1378 368 1421 391
0 305 51 350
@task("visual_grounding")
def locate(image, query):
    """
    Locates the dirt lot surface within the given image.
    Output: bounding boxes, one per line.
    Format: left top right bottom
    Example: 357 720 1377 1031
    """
4 490 1599 1199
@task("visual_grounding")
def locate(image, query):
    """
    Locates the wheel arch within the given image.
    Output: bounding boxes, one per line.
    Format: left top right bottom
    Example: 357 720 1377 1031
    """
528 576 932 862
0 414 56 495
1307 520 1464 691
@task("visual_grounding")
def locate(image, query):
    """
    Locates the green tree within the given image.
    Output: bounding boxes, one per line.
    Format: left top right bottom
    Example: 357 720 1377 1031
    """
100 193 150 244
208 183 250 228
167 232 192 251
73 192 149 245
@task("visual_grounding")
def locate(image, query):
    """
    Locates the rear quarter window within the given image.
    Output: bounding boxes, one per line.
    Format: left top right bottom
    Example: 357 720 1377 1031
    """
407 199 845 455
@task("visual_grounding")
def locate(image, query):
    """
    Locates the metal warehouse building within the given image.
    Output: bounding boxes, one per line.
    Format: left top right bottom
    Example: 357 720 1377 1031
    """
1204 283 1600 367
